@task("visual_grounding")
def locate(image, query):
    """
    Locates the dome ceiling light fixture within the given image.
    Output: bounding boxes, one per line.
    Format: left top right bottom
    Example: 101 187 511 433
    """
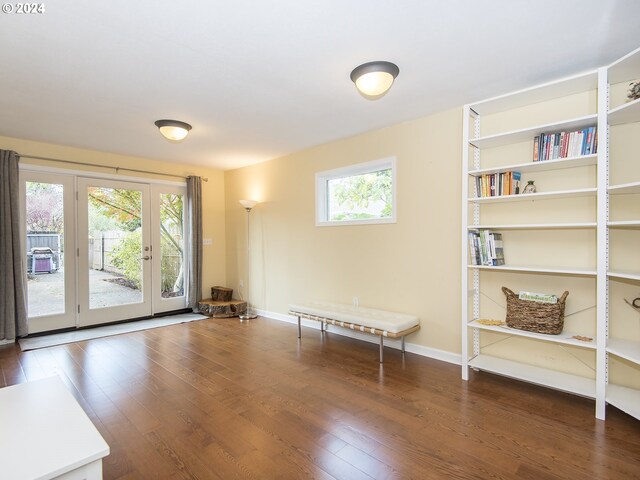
154 119 192 142
350 61 399 99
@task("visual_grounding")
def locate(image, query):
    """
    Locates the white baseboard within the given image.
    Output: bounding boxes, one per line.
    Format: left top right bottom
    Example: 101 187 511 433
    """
0 339 14 346
256 309 461 366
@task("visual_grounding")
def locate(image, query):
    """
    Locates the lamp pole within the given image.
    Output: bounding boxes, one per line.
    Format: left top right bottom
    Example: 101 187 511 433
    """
239 200 258 320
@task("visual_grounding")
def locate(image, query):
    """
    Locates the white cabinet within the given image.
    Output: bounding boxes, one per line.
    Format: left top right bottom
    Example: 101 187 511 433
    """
0 376 110 479
462 45 640 421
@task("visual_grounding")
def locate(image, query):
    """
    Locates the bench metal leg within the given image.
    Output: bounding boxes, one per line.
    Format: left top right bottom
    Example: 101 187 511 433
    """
297 316 301 339
401 336 405 353
379 335 384 363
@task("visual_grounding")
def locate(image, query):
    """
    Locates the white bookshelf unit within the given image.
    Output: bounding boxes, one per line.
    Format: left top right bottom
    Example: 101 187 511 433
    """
461 45 640 421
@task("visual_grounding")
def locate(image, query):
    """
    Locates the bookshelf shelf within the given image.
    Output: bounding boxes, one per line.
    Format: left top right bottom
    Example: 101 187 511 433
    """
468 155 597 177
469 264 596 276
468 354 596 398
468 321 596 349
469 71 598 116
607 271 640 282
608 181 640 195
608 45 640 84
469 222 596 230
469 188 596 204
608 220 640 229
607 339 640 365
608 98 640 125
469 115 597 149
606 385 640 420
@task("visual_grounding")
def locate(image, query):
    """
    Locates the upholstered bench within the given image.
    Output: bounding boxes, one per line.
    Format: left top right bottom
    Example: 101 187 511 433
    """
289 302 420 363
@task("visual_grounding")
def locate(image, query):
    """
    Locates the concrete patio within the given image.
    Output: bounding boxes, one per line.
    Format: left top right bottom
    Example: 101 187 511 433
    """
27 268 142 318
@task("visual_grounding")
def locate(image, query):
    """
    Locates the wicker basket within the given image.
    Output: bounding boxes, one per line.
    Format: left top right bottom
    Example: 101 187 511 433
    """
502 287 569 335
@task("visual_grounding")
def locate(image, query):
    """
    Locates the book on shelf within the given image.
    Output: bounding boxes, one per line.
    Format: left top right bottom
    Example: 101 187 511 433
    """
480 230 491 265
512 171 521 194
533 126 597 161
468 231 481 265
468 232 480 266
474 171 521 198
491 232 505 266
468 230 505 266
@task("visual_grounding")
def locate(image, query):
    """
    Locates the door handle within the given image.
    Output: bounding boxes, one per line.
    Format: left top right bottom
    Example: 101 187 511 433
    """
141 256 151 261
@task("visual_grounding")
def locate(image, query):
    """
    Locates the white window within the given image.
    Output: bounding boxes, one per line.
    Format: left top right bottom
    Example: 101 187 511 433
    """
316 157 396 226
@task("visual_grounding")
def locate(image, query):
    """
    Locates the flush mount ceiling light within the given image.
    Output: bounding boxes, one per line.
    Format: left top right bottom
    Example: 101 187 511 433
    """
350 61 399 99
154 119 192 142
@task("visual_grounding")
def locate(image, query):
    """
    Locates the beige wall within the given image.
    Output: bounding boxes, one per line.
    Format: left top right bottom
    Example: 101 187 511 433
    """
225 108 463 354
1 135 227 291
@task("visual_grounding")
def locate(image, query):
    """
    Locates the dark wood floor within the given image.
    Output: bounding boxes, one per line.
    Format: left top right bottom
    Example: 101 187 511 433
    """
1 317 639 479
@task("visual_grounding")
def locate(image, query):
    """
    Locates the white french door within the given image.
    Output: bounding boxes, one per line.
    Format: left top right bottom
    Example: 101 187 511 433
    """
22 169 188 333
77 178 152 326
21 171 77 333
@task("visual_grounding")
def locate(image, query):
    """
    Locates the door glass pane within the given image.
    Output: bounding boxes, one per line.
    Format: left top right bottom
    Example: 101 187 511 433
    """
160 193 185 298
25 182 65 317
87 186 143 309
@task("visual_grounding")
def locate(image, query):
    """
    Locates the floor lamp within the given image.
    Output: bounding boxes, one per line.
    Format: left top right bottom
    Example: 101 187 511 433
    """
239 199 258 320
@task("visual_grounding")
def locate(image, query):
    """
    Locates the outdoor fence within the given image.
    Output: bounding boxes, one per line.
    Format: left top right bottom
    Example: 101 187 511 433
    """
89 230 126 274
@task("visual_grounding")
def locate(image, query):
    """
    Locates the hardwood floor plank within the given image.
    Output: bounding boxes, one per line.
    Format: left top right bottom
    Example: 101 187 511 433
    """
145 428 226 480
0 344 26 385
334 444 398 479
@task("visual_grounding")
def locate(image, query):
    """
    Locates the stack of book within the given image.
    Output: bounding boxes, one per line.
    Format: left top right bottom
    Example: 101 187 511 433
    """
533 126 597 162
474 171 521 198
468 230 505 266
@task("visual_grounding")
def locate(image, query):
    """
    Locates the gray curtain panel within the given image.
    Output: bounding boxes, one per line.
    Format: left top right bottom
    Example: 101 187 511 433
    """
187 176 203 311
0 150 28 340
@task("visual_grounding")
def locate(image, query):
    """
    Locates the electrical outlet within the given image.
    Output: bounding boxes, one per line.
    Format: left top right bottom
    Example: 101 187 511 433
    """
239 280 244 288
353 296 359 307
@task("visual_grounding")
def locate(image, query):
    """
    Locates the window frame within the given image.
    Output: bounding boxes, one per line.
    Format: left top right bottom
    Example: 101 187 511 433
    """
315 156 397 227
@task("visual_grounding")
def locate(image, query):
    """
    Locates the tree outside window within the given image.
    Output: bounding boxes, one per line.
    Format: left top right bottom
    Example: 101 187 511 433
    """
316 157 396 226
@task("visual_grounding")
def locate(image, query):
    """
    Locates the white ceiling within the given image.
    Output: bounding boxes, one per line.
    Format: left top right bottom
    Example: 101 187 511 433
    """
1 0 639 171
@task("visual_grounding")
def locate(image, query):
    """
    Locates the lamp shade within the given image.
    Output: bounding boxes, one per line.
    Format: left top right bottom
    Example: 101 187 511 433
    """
155 119 192 141
350 61 399 98
239 199 258 210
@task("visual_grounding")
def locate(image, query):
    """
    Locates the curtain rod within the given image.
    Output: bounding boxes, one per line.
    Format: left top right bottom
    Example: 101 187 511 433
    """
18 153 209 182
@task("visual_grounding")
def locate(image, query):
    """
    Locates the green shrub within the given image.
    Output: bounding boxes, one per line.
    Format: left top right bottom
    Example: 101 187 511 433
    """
110 230 142 289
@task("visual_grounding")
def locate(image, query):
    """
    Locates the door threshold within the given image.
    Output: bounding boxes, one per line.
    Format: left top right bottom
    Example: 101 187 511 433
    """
24 308 193 338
